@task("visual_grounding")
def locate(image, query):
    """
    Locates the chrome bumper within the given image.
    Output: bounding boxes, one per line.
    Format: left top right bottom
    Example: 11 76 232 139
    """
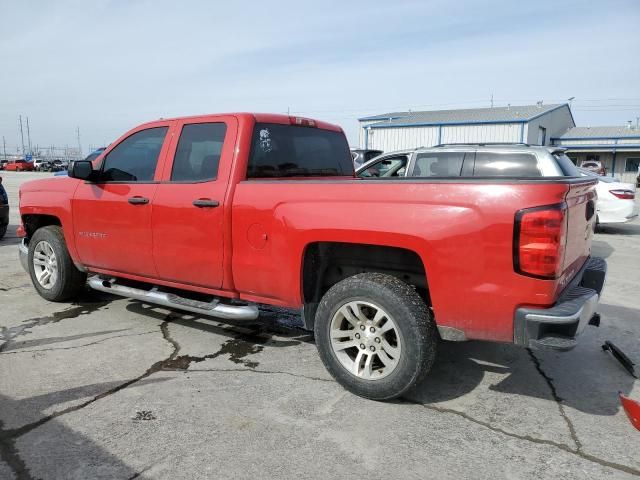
19 238 29 273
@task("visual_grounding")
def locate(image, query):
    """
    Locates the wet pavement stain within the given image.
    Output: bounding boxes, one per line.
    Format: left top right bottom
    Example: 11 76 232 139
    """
162 336 266 370
0 299 112 352
159 315 310 371
132 411 156 421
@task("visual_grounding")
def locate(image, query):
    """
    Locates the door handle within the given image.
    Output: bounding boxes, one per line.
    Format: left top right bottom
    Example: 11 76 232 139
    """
128 196 150 205
192 199 220 208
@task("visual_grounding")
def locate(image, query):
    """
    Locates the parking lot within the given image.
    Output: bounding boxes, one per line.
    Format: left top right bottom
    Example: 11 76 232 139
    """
0 171 639 479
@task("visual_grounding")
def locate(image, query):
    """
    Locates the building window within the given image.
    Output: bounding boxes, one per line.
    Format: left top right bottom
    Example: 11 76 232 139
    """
625 158 640 172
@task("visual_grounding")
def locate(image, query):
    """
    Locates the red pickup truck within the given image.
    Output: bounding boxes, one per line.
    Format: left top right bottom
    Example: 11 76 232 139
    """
17 113 606 400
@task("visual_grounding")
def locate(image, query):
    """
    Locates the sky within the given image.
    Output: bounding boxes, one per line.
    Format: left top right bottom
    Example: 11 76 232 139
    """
1 0 639 154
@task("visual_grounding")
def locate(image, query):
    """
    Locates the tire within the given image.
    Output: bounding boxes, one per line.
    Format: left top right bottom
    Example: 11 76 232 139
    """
314 272 436 401
28 225 86 302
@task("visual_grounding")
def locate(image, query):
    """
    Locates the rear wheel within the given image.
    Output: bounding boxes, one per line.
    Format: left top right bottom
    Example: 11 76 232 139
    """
28 226 86 301
314 273 436 401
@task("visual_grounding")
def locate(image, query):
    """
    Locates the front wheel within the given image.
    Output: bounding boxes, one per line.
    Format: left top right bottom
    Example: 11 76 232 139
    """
314 273 437 401
28 225 86 301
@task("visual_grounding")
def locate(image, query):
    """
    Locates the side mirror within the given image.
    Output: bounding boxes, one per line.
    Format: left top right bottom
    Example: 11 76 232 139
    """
69 160 94 180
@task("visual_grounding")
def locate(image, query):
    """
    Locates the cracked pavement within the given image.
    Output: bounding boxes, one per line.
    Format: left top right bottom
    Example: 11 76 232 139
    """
1 172 639 479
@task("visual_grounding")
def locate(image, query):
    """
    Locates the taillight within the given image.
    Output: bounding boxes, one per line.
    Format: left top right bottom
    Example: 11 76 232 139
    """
609 189 635 200
514 204 567 279
289 116 316 127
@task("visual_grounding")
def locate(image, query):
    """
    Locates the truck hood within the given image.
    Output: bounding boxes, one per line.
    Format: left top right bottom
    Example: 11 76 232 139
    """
19 176 80 210
20 176 78 195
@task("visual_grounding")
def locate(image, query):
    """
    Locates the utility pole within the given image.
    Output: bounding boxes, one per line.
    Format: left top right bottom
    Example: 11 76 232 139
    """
18 115 26 155
76 126 82 157
490 94 494 108
2 136 6 161
26 116 32 154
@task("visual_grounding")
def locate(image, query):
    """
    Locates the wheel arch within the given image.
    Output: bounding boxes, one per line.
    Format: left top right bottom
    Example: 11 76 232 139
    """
300 241 431 331
22 213 62 238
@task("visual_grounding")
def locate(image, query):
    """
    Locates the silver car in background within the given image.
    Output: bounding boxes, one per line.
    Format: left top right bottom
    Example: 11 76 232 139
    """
356 143 579 178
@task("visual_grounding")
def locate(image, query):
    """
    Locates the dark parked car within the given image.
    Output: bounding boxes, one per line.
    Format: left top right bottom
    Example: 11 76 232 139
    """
49 160 67 172
0 176 8 239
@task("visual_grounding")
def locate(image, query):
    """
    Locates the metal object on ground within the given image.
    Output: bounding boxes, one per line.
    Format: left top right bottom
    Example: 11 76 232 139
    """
87 277 259 320
619 393 640 431
602 341 638 378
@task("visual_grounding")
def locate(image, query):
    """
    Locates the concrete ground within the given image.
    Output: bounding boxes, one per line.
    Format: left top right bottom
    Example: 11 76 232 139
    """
0 171 638 480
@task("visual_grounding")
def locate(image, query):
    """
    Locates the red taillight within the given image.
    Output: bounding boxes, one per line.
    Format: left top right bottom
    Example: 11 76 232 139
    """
514 205 567 279
289 116 316 127
610 189 635 200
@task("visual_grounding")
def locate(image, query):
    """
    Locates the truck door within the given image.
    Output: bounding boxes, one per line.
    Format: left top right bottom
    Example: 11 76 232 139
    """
72 124 171 277
151 116 237 289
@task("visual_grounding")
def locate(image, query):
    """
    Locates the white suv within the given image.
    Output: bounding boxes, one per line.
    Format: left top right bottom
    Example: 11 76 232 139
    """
32 158 51 171
356 143 579 179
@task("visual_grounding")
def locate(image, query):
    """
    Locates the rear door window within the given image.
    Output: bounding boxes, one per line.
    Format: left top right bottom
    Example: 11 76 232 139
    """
171 123 227 182
101 127 168 182
473 152 540 176
411 152 466 177
247 123 353 178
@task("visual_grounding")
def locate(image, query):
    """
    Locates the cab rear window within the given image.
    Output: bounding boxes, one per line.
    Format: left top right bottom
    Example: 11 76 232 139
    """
247 123 353 178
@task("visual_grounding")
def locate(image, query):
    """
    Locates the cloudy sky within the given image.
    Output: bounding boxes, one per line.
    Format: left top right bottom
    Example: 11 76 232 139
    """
1 0 639 153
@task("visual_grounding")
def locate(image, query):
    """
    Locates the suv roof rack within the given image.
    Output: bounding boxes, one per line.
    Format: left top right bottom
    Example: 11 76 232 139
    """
432 142 531 147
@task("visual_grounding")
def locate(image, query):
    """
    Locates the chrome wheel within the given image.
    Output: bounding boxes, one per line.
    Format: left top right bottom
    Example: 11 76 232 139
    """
33 240 58 289
330 300 402 380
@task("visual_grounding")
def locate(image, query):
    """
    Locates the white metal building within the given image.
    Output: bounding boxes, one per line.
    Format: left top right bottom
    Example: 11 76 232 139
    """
552 126 640 183
358 103 575 152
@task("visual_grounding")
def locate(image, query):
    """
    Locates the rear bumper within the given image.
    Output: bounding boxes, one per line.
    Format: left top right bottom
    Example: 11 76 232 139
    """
19 238 29 272
514 257 606 351
598 200 639 224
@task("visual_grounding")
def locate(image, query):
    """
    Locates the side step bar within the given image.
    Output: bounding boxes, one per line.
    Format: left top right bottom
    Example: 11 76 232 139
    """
88 277 259 321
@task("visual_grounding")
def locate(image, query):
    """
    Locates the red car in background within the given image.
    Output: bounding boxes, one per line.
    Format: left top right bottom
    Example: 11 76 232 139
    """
4 159 35 172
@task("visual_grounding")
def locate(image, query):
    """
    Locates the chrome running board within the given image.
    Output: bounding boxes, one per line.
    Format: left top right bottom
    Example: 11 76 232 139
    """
88 277 259 321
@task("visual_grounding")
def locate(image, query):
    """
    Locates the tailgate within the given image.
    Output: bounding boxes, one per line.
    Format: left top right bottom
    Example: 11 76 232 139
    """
560 179 597 286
